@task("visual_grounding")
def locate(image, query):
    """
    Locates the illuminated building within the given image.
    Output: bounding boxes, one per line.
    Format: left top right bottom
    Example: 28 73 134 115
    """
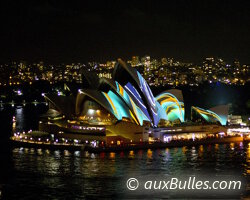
227 115 243 125
141 55 150 68
41 59 229 145
131 56 140 67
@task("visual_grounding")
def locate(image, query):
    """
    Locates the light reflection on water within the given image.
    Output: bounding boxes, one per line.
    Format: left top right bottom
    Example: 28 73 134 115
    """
5 142 248 199
247 143 250 175
11 144 248 177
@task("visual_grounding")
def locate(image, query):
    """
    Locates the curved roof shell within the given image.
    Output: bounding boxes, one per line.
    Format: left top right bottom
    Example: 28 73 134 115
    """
76 89 138 124
156 90 185 122
113 59 166 126
191 106 227 125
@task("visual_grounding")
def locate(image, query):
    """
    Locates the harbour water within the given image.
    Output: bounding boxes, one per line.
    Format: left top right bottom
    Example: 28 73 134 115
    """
0 105 249 199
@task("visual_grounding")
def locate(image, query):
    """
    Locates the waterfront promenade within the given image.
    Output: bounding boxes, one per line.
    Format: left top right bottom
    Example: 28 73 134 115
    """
10 135 246 153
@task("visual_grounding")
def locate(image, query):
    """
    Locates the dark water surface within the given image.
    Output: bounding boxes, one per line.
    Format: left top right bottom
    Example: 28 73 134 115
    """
0 105 249 199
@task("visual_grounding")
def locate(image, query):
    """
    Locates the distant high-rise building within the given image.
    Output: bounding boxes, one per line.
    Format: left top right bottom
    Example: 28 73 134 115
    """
131 56 140 67
141 55 150 67
233 60 240 68
161 57 167 65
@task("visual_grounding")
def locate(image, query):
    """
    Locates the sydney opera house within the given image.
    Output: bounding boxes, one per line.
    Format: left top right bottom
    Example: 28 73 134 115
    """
40 59 229 146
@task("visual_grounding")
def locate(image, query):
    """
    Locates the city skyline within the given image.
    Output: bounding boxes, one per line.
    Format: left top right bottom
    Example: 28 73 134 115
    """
0 54 248 65
1 1 250 63
0 56 249 87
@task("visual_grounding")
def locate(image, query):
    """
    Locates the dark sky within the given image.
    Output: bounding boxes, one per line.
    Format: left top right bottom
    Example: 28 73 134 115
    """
1 0 250 63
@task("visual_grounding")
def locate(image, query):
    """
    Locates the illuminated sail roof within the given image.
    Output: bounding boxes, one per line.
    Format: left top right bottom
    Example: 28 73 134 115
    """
113 59 167 126
76 89 114 116
209 105 229 125
76 89 138 124
156 90 185 122
115 81 151 125
191 106 228 126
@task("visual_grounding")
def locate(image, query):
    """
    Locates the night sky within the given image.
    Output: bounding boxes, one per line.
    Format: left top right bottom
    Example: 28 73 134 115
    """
1 0 250 63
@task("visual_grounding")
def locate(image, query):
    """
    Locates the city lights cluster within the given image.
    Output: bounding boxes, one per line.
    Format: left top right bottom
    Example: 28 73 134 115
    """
0 56 248 87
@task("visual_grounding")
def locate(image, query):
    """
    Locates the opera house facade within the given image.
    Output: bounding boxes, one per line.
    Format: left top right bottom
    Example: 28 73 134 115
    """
40 59 229 146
